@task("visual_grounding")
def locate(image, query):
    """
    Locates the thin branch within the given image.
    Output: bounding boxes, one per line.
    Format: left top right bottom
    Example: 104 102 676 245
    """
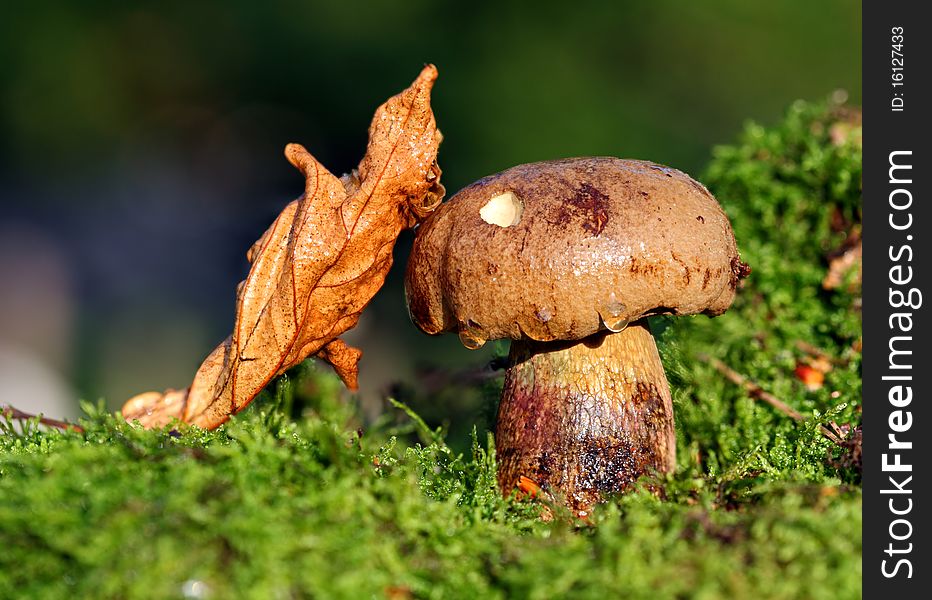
1 405 84 433
697 354 844 446
794 340 847 366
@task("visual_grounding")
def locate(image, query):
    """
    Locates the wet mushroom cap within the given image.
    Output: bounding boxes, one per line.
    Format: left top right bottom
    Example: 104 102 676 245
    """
405 157 744 345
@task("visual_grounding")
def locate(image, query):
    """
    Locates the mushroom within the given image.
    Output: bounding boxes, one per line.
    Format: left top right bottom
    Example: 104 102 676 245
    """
405 157 748 512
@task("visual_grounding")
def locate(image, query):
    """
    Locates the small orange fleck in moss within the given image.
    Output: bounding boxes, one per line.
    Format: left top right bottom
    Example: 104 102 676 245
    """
794 364 825 391
517 475 543 498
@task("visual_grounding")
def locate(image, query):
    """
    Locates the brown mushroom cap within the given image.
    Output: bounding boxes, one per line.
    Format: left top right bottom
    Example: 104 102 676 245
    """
405 157 743 346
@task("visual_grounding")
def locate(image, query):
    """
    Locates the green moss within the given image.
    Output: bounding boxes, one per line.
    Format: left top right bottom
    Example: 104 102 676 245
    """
0 100 861 599
665 97 862 485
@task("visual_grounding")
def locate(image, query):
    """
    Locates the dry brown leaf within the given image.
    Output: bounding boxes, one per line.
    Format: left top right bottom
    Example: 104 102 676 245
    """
123 65 444 429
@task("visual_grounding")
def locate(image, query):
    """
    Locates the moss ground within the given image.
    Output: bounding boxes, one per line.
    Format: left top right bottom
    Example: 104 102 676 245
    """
0 100 862 600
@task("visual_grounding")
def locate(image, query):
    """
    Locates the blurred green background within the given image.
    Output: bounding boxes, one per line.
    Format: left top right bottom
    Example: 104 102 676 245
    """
0 1 860 428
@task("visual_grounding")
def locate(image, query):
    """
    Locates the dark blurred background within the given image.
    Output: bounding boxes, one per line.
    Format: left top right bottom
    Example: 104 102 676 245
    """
0 1 860 429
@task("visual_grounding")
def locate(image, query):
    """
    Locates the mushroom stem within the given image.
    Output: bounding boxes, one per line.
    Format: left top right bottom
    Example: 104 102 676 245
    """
495 319 675 512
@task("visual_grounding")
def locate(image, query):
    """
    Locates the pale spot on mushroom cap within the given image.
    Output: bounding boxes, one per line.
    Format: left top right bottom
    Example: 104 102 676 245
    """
479 191 523 227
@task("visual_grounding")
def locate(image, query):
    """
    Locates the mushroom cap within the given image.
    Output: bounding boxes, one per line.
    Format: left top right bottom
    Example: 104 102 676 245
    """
404 157 744 346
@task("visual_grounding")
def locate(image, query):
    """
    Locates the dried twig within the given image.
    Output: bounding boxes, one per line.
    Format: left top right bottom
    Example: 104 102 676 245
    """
1 405 84 433
794 340 847 366
697 354 844 446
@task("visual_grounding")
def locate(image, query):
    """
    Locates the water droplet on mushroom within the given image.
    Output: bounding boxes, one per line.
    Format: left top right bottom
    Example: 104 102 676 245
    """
598 296 629 332
535 306 553 323
603 295 626 316
458 328 487 349
600 314 630 333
